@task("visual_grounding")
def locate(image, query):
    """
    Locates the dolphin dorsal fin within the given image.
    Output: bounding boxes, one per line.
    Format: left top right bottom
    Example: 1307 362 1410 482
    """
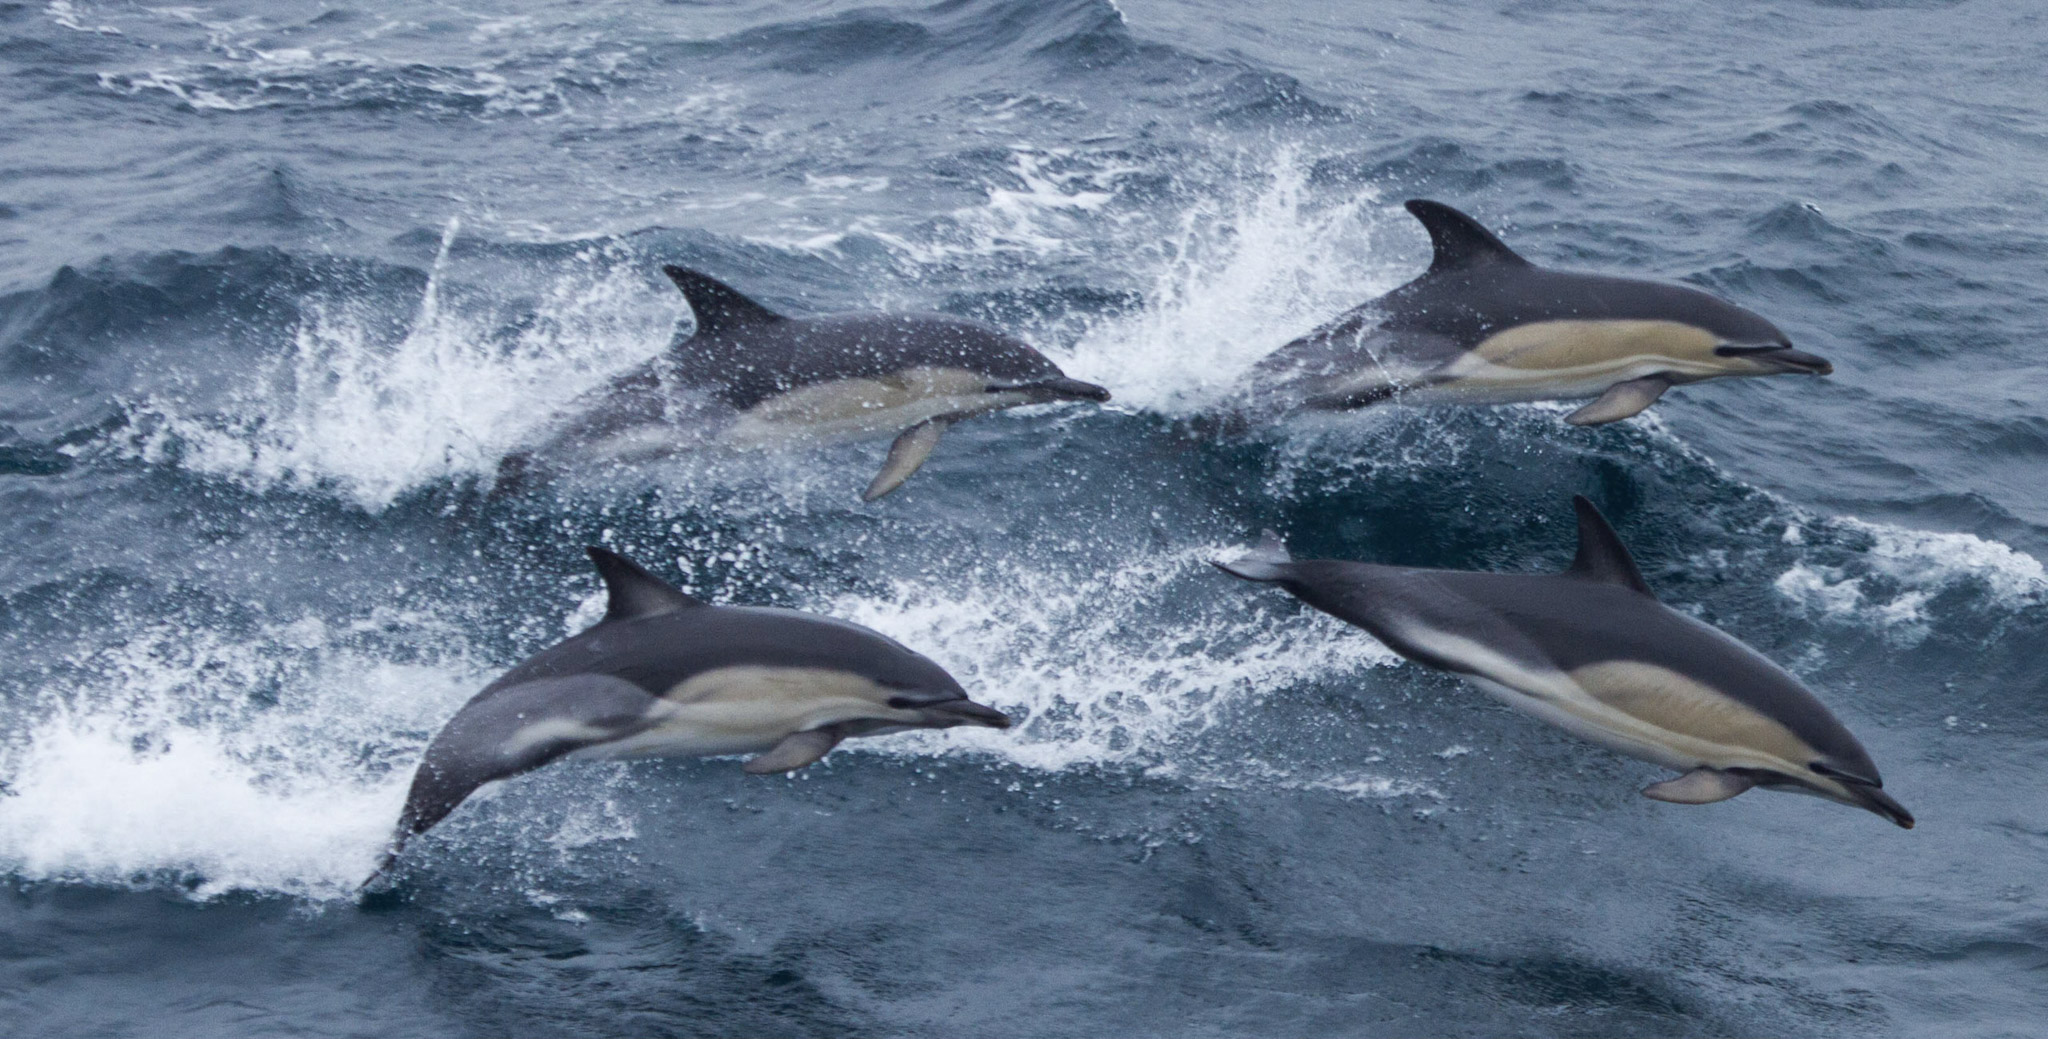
586 546 706 622
662 266 785 337
1564 497 1654 596
1404 200 1529 274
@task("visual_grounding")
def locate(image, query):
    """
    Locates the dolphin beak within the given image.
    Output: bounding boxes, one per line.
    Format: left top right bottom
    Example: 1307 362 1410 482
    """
1717 344 1834 376
1842 781 1915 829
1002 376 1111 403
1761 348 1843 377
922 698 1013 729
1765 348 1833 375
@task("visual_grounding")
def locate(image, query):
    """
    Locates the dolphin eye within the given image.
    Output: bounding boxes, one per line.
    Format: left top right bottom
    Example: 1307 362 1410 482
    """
1713 344 1785 357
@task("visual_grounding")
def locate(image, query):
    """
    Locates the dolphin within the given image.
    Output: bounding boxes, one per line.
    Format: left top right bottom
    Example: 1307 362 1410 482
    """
508 266 1110 500
1213 498 1912 828
368 546 1011 881
1249 200 1832 425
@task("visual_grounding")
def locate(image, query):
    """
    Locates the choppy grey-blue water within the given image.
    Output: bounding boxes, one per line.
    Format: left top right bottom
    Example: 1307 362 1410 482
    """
3 0 2045 1035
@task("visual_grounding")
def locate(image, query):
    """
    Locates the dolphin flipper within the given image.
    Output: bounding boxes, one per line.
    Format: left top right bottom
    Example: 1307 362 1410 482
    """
1565 376 1671 426
863 418 951 501
742 728 843 774
1641 767 1757 804
373 675 660 881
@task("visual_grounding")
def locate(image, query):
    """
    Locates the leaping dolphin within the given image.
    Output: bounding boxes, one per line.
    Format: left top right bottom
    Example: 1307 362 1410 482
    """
368 546 1011 883
507 266 1110 500
1250 200 1832 425
1214 498 1912 828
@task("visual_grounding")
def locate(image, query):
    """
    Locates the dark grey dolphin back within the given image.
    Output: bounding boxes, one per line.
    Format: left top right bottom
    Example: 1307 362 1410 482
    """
1253 200 1791 398
661 266 1066 410
1380 200 1789 347
484 547 970 706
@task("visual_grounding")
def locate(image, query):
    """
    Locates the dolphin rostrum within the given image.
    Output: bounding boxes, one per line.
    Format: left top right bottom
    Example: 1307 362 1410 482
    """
369 546 1011 882
509 266 1110 500
1250 200 1832 424
1214 498 1911 828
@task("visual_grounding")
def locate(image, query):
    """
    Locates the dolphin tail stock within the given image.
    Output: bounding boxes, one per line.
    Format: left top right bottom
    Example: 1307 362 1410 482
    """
364 675 663 887
359 838 412 894
1212 530 1294 582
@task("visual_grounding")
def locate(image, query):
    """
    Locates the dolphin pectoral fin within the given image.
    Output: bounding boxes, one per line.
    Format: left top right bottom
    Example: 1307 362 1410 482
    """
1565 377 1670 426
1641 768 1757 804
862 418 951 501
742 728 843 774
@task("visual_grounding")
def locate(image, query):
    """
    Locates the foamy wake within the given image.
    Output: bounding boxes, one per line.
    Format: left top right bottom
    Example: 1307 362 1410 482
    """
132 224 678 510
0 542 1408 901
0 611 490 900
119 145 1409 511
828 543 1400 773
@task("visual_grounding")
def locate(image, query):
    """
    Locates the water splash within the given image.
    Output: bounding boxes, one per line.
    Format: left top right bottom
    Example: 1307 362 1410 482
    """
0 610 490 900
135 225 677 509
1062 152 1406 415
826 542 1399 773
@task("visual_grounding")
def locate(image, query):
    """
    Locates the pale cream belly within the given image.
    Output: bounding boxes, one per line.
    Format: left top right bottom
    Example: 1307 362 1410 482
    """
1413 319 1737 404
1458 660 1817 779
569 665 927 761
723 367 1029 448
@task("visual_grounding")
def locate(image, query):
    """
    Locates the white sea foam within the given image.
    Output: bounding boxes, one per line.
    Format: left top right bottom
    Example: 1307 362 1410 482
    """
0 536 1410 900
1061 153 1407 415
1773 514 2046 638
824 543 1401 772
47 0 119 35
841 146 1149 271
1854 519 2048 603
0 613 489 900
134 225 677 509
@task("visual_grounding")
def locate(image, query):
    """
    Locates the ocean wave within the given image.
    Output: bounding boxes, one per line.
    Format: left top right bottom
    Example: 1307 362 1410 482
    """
1774 514 2046 640
0 602 490 900
79 2 644 119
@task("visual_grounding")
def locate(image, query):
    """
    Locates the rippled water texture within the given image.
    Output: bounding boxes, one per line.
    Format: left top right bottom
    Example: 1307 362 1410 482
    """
3 0 2045 1035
